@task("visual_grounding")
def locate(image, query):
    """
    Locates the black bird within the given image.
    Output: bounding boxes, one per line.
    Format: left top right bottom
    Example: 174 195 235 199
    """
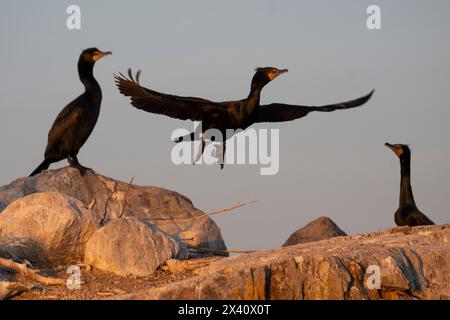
115 67 374 168
385 143 435 226
30 48 112 176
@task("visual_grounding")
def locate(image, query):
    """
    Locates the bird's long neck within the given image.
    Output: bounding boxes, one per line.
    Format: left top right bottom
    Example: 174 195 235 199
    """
399 155 416 207
78 60 101 98
246 79 264 114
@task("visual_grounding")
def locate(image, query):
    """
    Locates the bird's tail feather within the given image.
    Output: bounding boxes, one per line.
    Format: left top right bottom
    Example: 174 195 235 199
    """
30 159 50 177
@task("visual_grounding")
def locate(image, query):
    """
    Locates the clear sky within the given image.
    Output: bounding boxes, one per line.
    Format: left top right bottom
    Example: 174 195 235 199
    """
1 1 449 250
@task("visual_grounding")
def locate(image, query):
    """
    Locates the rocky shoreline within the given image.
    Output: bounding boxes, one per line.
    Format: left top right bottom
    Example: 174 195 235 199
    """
0 168 448 300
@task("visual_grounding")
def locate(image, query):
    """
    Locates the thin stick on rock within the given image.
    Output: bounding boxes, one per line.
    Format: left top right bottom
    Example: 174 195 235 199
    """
0 258 66 286
147 200 257 225
187 244 256 255
0 282 34 300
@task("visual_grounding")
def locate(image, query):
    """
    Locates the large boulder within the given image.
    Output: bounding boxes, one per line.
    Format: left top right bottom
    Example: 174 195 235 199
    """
111 224 450 300
0 167 226 251
84 217 187 276
282 216 347 247
0 192 98 265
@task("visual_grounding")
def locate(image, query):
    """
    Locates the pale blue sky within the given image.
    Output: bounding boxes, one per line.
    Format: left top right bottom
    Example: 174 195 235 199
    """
1 1 449 249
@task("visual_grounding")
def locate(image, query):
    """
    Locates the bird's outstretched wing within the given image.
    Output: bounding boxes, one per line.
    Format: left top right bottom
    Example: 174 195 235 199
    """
115 69 224 121
255 90 374 123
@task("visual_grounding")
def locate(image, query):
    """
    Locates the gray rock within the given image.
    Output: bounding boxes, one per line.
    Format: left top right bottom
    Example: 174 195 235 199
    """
0 192 98 265
110 224 450 300
282 216 347 247
0 167 226 251
84 217 187 276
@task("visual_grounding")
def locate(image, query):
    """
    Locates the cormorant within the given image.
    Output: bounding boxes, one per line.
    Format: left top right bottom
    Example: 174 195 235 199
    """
30 48 112 176
115 67 374 168
385 143 435 226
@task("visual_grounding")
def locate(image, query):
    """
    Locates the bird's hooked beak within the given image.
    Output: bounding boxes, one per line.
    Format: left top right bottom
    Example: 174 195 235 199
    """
268 68 288 81
385 142 403 157
92 50 112 62
385 142 394 150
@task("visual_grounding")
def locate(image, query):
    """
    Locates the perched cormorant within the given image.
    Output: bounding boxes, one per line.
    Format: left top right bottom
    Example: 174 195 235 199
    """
30 48 112 176
385 143 435 226
115 67 374 168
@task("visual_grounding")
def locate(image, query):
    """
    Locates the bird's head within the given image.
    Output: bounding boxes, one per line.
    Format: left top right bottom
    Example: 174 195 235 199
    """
385 143 411 159
80 48 112 64
251 67 288 90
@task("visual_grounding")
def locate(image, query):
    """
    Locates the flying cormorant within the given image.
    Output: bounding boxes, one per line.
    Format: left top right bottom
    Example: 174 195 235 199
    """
115 67 374 168
30 48 112 176
385 143 435 226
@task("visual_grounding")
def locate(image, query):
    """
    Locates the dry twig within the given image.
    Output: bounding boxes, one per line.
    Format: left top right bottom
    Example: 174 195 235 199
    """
0 258 66 286
147 200 257 225
0 282 34 300
186 244 256 256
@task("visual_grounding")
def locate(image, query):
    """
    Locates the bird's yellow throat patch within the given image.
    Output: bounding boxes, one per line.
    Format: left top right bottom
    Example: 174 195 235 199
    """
267 72 278 81
92 53 103 62
394 148 404 157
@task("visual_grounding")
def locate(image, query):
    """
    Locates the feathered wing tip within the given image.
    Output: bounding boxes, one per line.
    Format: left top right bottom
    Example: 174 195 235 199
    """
114 68 145 98
114 68 142 86
339 89 375 109
127 68 141 84
358 89 375 106
314 89 375 112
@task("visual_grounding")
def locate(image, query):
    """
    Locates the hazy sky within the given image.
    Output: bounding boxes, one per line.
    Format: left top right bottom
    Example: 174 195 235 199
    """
1 1 449 250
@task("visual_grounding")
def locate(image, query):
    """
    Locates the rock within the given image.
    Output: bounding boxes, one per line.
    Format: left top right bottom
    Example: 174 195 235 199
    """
0 167 226 251
0 192 98 265
162 257 223 274
109 224 450 300
84 217 187 277
282 216 347 247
